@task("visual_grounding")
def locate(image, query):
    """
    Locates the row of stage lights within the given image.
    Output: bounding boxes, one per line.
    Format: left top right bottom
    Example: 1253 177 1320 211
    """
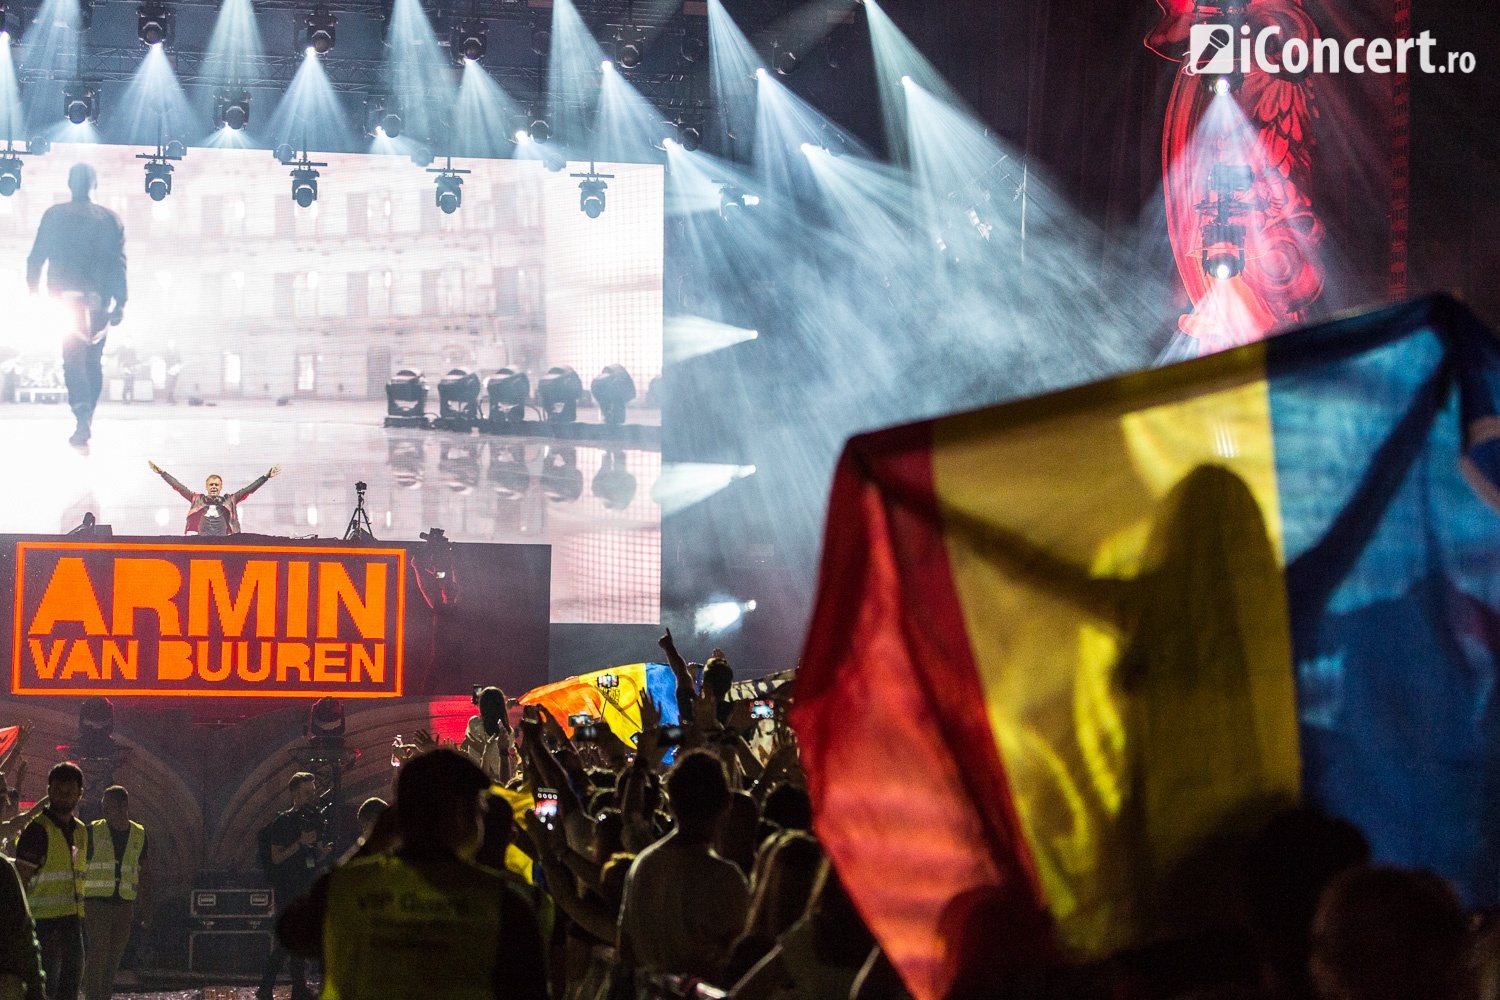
0 132 761 220
385 364 641 430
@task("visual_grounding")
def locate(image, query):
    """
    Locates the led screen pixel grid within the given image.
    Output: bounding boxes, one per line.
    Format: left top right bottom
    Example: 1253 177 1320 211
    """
0 144 664 625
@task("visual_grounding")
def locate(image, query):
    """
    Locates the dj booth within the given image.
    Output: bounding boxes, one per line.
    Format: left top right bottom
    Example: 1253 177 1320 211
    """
2 533 552 702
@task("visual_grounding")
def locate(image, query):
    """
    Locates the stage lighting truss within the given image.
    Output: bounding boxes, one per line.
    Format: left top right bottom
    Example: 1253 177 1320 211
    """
63 83 100 126
365 97 402 138
717 182 760 220
427 156 471 215
452 18 486 63
305 7 336 54
614 27 645 70
572 162 614 219
214 87 251 130
1196 162 1257 281
137 2 173 47
136 132 184 201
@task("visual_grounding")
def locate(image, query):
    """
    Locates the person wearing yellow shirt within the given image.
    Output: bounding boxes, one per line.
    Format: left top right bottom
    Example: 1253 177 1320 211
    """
13 764 87 1000
81 787 149 1000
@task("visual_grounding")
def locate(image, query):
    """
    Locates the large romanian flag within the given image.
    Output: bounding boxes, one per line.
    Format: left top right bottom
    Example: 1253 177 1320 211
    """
792 296 1500 1000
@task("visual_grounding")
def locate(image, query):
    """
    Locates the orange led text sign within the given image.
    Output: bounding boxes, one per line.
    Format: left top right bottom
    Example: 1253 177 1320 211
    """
12 542 407 698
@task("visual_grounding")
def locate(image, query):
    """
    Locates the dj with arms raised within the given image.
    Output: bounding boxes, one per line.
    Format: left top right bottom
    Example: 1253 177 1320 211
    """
148 461 281 536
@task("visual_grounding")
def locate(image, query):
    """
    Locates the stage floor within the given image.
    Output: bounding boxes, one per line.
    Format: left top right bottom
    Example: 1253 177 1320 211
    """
0 398 660 624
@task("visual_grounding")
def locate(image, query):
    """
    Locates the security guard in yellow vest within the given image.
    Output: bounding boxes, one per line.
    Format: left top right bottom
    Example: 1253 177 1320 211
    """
14 762 88 1000
82 786 149 1000
274 750 547 1000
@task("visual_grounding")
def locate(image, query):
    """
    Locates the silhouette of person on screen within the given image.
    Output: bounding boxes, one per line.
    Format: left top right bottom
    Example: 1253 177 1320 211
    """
26 163 128 448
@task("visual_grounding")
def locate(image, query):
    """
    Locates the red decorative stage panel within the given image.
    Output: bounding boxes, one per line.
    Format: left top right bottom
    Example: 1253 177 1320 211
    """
2 535 551 703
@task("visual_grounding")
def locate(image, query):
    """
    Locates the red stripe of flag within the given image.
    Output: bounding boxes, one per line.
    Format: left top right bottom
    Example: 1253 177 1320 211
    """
793 423 1056 1000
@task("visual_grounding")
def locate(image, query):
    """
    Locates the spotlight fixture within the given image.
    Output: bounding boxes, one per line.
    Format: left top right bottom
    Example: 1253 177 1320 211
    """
63 83 99 125
615 28 644 70
530 26 549 55
136 2 171 47
452 19 485 62
408 144 434 167
306 695 346 740
273 143 297 165
678 124 701 152
143 160 172 200
366 98 402 138
590 364 636 425
26 137 50 155
304 7 335 54
136 132 184 201
572 162 614 219
291 165 318 207
528 118 550 144
486 367 529 424
820 122 847 156
538 366 583 423
436 368 482 427
384 368 427 426
680 33 705 64
214 87 250 130
283 147 327 208
1197 162 1255 281
718 182 760 220
773 44 799 76
1191 0 1247 94
427 155 471 215
0 154 21 197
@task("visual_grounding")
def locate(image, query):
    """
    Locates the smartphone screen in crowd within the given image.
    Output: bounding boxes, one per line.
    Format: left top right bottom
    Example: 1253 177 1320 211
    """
596 674 619 689
751 700 775 720
535 788 559 823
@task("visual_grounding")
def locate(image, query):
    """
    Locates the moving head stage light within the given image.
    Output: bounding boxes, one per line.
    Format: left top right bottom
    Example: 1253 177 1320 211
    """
64 83 100 125
591 364 636 425
384 368 427 427
436 368 482 429
214 88 251 130
538 365 583 423
427 156 471 215
305 7 336 54
486 367 530 425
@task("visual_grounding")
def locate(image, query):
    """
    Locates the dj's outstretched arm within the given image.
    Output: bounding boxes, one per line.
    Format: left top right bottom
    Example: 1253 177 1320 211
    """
232 464 280 503
148 460 195 500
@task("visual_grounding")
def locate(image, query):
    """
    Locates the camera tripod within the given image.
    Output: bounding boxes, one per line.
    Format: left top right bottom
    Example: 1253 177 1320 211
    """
344 481 375 541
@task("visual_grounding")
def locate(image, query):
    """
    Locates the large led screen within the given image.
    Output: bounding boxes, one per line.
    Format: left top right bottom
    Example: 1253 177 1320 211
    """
0 144 663 625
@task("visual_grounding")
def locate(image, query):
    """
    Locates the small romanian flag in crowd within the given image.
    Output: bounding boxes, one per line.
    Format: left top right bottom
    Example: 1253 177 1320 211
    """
792 296 1500 1000
519 662 680 744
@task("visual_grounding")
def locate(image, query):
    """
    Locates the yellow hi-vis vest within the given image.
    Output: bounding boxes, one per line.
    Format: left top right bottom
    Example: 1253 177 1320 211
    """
85 820 145 900
322 854 505 1000
24 814 87 920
